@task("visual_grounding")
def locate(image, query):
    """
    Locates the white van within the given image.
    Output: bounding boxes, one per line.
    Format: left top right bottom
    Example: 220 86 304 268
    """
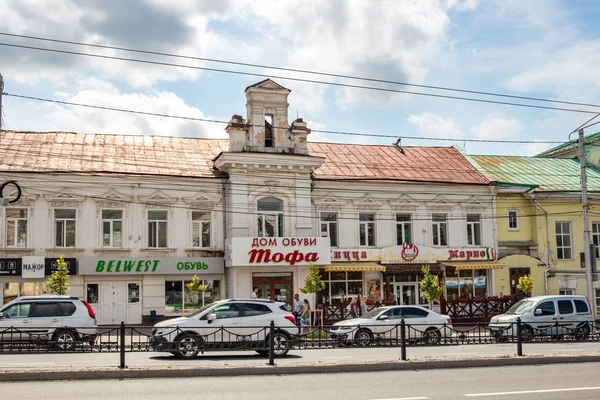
488 295 593 342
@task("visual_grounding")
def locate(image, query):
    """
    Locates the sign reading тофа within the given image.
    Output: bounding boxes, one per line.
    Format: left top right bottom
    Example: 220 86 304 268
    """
228 237 331 266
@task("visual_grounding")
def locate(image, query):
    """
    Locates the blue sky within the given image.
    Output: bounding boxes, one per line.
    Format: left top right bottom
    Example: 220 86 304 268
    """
2 0 600 156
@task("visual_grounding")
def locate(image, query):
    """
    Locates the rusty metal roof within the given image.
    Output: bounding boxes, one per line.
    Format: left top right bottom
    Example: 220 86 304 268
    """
471 155 600 192
0 131 489 184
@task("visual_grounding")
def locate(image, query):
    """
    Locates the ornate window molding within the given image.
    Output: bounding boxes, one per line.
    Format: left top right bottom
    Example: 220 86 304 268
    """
183 193 220 210
389 194 419 212
353 194 383 211
139 190 176 209
313 193 347 211
44 190 85 210
461 196 487 213
428 195 453 212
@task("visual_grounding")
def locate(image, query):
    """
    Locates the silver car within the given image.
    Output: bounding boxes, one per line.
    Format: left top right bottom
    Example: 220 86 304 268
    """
0 295 98 350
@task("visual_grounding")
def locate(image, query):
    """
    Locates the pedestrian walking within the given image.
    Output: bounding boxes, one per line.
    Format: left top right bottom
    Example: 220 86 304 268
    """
293 293 303 333
348 297 358 319
360 296 368 317
299 299 311 335
251 287 259 299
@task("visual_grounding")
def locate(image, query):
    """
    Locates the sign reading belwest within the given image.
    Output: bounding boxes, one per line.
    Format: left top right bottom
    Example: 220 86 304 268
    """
229 237 331 266
79 257 224 275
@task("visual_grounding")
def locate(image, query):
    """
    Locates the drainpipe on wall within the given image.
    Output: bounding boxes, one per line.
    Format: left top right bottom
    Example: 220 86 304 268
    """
222 179 229 299
532 197 551 295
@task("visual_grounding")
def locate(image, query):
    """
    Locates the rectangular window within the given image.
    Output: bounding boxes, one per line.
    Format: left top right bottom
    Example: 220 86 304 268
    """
432 213 448 247
192 211 211 248
358 213 375 247
54 209 76 248
164 279 221 316
508 210 519 230
102 210 123 248
148 210 168 248
395 214 412 245
556 222 573 260
317 269 363 306
466 214 482 246
559 289 574 296
6 208 27 248
320 212 338 247
593 222 600 259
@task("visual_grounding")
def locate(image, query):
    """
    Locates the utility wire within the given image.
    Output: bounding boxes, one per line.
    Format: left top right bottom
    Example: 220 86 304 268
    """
3 93 571 144
2 31 600 110
1 42 599 115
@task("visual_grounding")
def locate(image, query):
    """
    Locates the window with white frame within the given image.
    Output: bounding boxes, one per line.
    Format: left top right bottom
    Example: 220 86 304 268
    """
466 214 482 246
257 197 283 237
559 289 574 296
593 222 600 259
359 213 375 247
192 211 211 248
102 210 123 248
432 213 448 247
555 222 572 260
508 210 519 230
54 209 76 248
396 214 412 245
6 208 27 248
320 212 338 247
148 210 168 248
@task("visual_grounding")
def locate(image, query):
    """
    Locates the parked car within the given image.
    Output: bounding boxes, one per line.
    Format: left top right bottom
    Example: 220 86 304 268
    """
488 295 593 341
0 295 98 350
330 305 453 345
150 298 297 359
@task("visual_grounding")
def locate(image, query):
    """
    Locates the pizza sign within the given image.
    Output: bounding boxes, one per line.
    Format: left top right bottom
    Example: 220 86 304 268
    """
401 243 419 261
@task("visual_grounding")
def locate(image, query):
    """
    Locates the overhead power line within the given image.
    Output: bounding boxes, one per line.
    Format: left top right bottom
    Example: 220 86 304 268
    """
2 31 600 110
1 42 599 115
4 93 569 144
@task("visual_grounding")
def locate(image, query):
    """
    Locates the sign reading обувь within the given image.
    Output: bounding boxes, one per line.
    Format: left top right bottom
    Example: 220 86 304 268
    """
79 257 224 275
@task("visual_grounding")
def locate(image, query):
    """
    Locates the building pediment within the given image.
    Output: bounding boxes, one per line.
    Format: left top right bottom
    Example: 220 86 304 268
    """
429 195 453 211
44 189 85 207
313 193 347 210
139 190 175 207
462 196 487 212
353 194 383 211
389 194 419 211
183 193 220 208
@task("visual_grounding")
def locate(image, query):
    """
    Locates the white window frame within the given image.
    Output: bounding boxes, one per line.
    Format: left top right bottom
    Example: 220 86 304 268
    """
395 214 412 245
555 221 573 260
54 208 77 248
508 210 519 231
358 213 376 247
592 222 600 259
5 208 28 248
559 289 574 296
257 198 284 238
432 213 448 247
320 212 338 248
147 210 168 249
191 211 211 249
466 214 482 247
101 209 123 248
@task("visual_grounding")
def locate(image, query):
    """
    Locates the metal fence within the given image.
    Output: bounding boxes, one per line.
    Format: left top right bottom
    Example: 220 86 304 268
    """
0 318 598 368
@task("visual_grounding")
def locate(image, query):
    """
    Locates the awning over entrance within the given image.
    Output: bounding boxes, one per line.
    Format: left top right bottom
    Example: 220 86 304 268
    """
325 262 386 272
384 263 442 274
442 262 505 271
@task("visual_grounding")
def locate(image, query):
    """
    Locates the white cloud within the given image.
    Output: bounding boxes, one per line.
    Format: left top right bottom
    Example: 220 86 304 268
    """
470 115 524 140
518 140 552 156
408 112 462 139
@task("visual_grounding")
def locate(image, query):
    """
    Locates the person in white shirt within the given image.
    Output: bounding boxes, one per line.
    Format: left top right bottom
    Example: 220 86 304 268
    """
251 287 259 299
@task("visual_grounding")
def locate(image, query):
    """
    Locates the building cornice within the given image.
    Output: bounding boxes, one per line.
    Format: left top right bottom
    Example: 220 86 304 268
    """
213 152 325 172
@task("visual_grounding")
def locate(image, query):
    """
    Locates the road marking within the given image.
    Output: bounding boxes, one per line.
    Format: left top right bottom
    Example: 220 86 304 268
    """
464 386 600 397
369 397 428 400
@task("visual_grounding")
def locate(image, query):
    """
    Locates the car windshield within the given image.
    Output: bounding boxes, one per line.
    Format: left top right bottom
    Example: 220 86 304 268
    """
360 307 385 319
185 303 217 318
505 300 535 315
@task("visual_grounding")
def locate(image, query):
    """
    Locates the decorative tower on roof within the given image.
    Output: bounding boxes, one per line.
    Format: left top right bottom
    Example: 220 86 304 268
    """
226 79 310 154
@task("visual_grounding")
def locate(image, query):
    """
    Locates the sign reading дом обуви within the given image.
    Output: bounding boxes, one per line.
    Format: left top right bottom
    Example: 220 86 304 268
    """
79 257 224 275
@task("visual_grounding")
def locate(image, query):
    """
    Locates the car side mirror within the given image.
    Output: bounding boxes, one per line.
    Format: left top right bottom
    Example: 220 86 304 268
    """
207 313 217 323
379 315 388 320
535 309 542 316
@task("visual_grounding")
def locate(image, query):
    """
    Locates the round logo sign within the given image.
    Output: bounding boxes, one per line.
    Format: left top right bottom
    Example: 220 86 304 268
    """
401 243 419 261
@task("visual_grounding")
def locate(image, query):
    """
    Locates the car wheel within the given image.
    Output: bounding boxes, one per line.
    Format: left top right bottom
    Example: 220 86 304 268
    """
53 329 77 351
270 331 291 357
520 325 534 342
354 328 373 346
175 333 202 359
575 324 591 341
423 328 441 345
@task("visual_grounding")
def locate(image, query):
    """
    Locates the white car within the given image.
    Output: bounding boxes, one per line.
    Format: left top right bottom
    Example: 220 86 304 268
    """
0 295 98 350
150 299 297 359
489 295 593 341
330 305 452 345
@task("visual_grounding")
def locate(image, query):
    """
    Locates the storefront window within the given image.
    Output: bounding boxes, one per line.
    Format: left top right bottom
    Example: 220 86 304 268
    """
3 282 19 304
128 283 140 303
445 269 488 300
21 282 45 297
2 282 46 305
87 284 99 304
317 270 363 305
164 279 221 316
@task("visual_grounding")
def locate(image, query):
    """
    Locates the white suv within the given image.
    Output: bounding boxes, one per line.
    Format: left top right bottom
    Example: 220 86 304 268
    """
150 299 297 359
0 295 98 350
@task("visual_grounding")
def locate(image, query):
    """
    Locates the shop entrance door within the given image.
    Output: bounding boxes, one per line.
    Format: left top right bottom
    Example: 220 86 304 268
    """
395 284 418 305
510 268 531 296
252 273 293 309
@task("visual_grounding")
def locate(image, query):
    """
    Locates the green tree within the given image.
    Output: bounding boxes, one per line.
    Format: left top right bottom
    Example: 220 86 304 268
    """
516 274 533 295
300 264 325 295
419 265 444 309
45 256 70 295
185 275 208 297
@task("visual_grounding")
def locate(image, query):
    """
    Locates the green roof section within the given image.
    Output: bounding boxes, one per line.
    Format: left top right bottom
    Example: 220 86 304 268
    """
470 155 600 192
536 131 600 158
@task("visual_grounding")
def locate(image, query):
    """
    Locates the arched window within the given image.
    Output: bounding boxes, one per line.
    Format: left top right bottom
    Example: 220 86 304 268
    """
257 197 283 237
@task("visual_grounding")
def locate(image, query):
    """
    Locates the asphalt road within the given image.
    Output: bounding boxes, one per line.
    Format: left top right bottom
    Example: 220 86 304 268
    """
0 341 598 368
2 362 600 399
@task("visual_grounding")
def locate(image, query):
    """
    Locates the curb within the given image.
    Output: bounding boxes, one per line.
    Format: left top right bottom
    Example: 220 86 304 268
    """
2 354 600 381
